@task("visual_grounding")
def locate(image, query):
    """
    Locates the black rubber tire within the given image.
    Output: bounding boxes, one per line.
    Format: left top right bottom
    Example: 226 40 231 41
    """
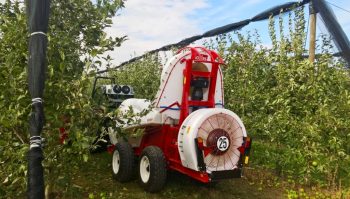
112 141 135 182
138 146 167 192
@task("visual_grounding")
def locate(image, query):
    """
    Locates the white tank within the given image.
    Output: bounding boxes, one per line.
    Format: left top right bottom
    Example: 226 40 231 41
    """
154 47 224 122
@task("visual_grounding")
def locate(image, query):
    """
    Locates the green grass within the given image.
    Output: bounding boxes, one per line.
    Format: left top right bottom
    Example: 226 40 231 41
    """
50 152 285 199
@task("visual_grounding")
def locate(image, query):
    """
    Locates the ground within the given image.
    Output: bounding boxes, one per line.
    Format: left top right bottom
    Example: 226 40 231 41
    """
50 152 288 199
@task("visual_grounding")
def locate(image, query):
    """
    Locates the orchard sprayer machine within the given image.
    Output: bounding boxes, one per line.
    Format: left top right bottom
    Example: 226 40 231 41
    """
109 46 251 192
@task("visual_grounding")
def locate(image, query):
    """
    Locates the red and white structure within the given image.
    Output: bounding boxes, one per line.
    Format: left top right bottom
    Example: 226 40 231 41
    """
111 46 251 192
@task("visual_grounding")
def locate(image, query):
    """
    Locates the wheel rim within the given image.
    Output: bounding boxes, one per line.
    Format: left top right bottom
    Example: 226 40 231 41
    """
140 156 150 183
112 150 120 174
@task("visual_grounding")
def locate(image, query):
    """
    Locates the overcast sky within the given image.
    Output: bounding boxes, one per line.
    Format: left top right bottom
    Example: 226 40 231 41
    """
2 0 350 66
105 0 350 65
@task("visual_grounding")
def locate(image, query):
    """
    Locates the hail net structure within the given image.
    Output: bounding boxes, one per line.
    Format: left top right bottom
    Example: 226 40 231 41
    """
27 0 50 198
97 0 350 74
25 0 350 196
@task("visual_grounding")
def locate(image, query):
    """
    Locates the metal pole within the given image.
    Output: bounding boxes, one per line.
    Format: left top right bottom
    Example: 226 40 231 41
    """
309 1 316 63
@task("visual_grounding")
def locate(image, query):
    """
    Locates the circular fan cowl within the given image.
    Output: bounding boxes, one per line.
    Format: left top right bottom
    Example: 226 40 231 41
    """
178 108 247 173
121 85 131 94
113 85 121 93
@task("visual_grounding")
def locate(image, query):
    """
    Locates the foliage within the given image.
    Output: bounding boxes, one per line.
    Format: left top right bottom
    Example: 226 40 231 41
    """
102 5 350 189
90 55 162 148
205 7 350 187
1 0 350 197
0 0 125 197
109 54 162 100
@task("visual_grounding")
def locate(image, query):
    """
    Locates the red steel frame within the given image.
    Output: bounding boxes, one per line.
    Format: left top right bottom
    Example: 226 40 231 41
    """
133 47 236 183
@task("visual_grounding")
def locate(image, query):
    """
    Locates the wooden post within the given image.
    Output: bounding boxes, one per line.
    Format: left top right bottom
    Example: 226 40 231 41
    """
309 1 316 63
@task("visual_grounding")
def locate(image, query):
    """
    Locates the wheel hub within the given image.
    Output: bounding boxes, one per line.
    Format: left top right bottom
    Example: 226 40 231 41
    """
206 129 230 155
140 156 150 183
112 150 120 174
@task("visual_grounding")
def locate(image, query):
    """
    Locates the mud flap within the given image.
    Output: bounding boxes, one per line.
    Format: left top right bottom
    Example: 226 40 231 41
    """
194 138 206 172
210 169 242 181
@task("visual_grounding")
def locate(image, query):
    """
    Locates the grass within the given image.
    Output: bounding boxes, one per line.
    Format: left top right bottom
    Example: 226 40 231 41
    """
45 151 350 199
50 152 286 199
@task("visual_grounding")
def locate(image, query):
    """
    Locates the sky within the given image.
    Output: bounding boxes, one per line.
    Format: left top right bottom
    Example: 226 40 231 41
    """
105 0 350 65
1 0 349 65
